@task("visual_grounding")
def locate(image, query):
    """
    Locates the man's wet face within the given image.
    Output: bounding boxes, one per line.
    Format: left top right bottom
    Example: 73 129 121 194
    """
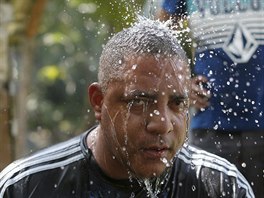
100 54 190 179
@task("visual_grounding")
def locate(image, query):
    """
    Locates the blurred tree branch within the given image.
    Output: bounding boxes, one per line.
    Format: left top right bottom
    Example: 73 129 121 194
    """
0 0 14 170
0 0 47 165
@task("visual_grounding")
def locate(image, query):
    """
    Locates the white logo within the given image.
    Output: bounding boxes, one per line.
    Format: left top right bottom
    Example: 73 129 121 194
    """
223 23 258 63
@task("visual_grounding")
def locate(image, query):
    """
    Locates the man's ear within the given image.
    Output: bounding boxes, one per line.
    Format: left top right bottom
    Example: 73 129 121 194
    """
88 83 104 121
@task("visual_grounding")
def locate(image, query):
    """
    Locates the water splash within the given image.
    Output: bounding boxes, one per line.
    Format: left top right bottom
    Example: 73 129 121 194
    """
160 157 171 167
143 178 160 198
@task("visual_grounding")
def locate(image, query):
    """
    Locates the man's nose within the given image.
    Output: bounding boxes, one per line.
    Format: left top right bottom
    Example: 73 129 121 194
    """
146 107 173 135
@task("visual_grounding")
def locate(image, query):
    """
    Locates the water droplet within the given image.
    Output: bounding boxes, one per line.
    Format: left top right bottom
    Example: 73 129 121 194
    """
132 64 137 70
192 185 196 191
241 162 246 168
130 192 135 198
213 124 218 130
160 157 170 167
153 110 160 115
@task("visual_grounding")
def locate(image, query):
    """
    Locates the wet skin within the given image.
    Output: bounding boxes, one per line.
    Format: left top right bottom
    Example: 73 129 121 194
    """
88 54 190 180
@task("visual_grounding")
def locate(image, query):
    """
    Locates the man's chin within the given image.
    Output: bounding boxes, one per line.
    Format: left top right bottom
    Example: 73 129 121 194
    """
132 163 169 180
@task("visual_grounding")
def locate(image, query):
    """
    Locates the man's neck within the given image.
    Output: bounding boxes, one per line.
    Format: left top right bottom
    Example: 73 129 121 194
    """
86 126 131 180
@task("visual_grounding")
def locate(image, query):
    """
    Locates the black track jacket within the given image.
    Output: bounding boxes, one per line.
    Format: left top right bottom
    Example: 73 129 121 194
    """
0 127 254 198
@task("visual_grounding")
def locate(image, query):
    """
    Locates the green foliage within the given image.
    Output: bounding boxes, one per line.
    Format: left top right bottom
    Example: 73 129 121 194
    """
28 0 146 139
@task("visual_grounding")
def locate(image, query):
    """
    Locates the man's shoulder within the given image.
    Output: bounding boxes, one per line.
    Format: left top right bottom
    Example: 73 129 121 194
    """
178 143 246 179
178 143 237 170
0 132 88 196
175 144 255 197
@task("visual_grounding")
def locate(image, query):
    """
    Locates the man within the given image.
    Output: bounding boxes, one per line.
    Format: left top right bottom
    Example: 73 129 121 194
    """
0 18 254 197
158 0 264 197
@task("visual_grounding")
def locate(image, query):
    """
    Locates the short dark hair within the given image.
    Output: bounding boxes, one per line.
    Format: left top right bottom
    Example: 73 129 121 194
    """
98 16 188 92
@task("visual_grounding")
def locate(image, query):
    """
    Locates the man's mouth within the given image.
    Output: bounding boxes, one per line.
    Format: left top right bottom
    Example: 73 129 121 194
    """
141 146 169 159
